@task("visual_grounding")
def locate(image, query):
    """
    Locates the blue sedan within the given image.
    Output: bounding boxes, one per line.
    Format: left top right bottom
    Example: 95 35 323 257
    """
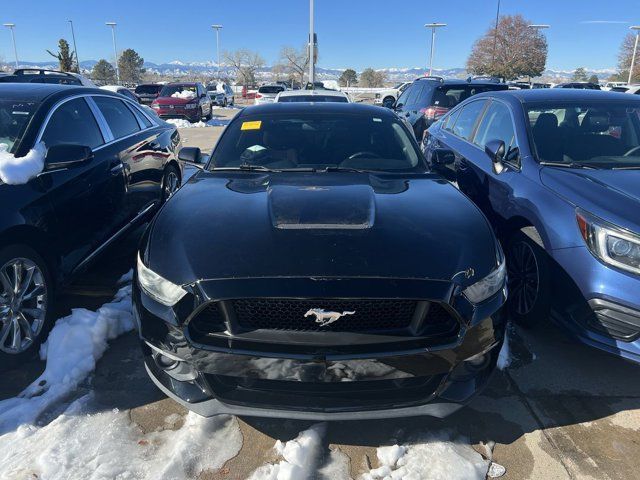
423 88 640 363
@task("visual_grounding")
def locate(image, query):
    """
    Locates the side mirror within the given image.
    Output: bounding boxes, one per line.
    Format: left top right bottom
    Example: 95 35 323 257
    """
178 147 204 165
45 144 93 170
394 102 404 110
485 139 506 174
433 148 455 166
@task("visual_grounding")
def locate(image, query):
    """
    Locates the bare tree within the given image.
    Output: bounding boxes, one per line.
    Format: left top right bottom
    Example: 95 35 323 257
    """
359 68 387 88
466 15 547 81
223 49 265 88
278 45 309 86
616 33 640 83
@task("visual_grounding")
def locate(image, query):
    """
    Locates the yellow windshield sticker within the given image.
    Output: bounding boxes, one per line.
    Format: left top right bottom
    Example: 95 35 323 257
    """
241 120 262 131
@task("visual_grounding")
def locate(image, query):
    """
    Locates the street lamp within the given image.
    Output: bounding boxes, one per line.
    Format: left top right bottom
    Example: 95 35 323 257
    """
105 22 120 84
211 25 223 79
3 23 18 69
424 23 446 76
629 26 640 85
309 0 316 86
68 20 80 72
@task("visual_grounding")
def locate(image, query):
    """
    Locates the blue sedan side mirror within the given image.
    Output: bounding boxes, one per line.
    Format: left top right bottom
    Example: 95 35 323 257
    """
485 139 506 174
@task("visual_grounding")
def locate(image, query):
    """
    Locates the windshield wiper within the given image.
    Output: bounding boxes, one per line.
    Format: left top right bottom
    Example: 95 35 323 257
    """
211 165 277 172
322 166 375 173
539 161 596 170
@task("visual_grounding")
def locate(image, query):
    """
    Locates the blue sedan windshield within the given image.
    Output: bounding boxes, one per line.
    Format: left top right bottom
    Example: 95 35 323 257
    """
527 102 640 169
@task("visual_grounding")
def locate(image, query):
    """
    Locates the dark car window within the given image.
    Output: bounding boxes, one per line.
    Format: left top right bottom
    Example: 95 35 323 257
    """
526 101 640 168
128 103 153 128
120 89 138 102
0 100 38 153
451 100 487 140
258 86 285 95
442 108 462 133
93 96 141 139
41 97 104 150
278 95 348 103
135 84 162 95
395 83 413 108
399 83 423 109
211 113 423 172
414 83 434 106
475 101 519 165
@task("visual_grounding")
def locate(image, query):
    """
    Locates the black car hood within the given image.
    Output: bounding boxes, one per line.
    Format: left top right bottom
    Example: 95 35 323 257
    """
540 168 640 233
147 172 498 286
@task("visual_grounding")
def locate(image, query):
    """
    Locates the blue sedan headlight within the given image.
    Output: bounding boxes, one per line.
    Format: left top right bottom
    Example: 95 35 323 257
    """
577 209 640 275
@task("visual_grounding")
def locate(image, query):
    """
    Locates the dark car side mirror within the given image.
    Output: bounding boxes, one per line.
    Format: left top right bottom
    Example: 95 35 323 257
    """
485 139 506 174
394 102 403 110
45 144 93 170
433 148 455 166
178 147 204 165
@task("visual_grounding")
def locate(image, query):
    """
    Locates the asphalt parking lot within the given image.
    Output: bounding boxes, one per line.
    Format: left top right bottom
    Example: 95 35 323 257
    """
2 106 639 480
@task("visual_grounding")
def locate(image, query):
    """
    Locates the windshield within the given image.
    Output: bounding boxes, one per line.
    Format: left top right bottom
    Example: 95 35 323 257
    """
159 84 197 97
527 102 640 169
210 113 424 172
277 95 348 103
135 84 162 95
0 100 38 153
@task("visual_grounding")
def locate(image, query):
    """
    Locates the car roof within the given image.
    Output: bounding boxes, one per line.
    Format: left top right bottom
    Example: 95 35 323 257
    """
0 83 116 102
414 77 505 87
277 90 348 98
238 102 395 117
482 88 640 103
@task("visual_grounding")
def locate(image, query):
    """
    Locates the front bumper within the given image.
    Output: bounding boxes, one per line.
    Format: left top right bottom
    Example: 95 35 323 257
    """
552 246 640 362
133 277 506 419
155 107 200 121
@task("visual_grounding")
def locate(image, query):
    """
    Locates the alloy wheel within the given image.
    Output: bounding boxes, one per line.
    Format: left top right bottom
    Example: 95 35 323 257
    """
164 171 180 199
0 258 47 354
507 241 540 316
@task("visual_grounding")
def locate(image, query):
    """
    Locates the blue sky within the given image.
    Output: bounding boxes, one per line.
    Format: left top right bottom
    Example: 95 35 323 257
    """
0 0 637 70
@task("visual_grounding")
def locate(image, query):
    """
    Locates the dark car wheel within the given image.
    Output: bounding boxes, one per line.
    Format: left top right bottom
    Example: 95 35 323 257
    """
0 245 54 371
223 98 228 107
161 165 181 202
230 97 235 106
506 231 550 327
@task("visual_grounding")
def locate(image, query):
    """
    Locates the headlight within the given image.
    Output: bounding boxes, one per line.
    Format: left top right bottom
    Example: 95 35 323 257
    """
577 209 640 275
151 103 160 109
136 254 187 306
184 103 198 109
463 254 507 304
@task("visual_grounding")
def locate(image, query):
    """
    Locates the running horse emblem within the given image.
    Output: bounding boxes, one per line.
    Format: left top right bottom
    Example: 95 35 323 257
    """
304 308 355 327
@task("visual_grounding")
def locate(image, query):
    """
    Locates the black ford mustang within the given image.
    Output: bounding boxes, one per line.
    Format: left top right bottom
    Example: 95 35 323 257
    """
134 103 507 419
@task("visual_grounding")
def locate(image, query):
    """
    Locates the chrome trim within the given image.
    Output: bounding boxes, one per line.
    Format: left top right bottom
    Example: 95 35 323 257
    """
85 96 115 142
73 202 157 275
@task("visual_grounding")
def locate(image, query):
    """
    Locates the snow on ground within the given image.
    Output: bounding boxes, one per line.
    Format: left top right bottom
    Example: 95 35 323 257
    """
171 90 196 99
0 279 134 434
362 433 489 480
248 423 327 480
0 141 46 185
0 394 242 480
497 323 512 370
165 117 231 129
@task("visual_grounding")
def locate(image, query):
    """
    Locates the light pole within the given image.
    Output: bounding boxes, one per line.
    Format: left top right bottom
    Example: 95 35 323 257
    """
492 0 501 67
629 26 640 85
424 23 446 76
211 25 223 80
3 23 18 68
308 0 315 87
68 20 80 72
105 22 119 84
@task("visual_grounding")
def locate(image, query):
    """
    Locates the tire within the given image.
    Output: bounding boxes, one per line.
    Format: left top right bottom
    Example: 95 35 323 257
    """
205 109 213 121
0 244 54 371
161 165 181 202
230 97 235 106
195 108 203 123
506 231 551 328
223 98 228 107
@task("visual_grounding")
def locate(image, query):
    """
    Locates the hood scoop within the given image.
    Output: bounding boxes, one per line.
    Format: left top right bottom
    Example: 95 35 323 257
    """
269 184 375 230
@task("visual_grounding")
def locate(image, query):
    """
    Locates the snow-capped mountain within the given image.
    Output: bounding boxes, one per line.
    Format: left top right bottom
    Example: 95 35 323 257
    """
2 59 617 83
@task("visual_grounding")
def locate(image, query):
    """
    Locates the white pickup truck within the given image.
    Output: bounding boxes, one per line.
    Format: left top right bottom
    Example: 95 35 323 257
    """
373 82 412 108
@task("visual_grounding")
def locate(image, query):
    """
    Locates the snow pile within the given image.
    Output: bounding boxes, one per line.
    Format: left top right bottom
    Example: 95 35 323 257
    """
166 119 209 128
0 276 134 433
0 394 242 480
0 141 47 185
497 324 512 370
248 423 326 480
171 90 197 99
362 434 489 480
